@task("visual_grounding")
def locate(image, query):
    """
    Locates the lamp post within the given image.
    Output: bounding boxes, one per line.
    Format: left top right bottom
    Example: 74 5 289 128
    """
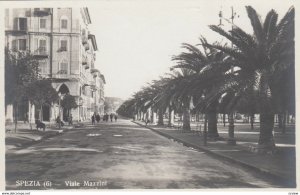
218 6 237 145
58 92 61 129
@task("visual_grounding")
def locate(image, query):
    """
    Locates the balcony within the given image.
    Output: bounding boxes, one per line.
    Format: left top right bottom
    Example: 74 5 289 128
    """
34 8 51 16
85 61 90 69
82 56 87 65
84 43 90 51
8 18 28 35
51 73 79 81
33 48 49 58
89 81 96 88
82 36 88 44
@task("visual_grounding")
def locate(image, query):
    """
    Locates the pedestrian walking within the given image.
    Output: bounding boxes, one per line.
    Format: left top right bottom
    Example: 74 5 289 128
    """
24 113 28 123
105 113 109 122
114 114 118 122
92 114 95 125
110 113 114 122
96 113 100 123
68 114 73 125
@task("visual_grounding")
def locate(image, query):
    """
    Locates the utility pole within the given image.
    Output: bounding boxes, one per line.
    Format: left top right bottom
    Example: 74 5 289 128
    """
218 6 238 145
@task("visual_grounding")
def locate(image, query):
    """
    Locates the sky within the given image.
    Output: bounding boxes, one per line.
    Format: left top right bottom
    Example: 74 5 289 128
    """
2 0 293 100
86 0 294 100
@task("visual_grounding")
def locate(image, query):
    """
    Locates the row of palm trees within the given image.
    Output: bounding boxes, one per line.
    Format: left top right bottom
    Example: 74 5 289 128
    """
117 6 295 151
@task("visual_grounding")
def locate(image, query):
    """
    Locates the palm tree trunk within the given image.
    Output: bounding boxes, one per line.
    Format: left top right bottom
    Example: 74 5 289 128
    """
203 114 208 146
168 109 174 127
250 113 254 130
207 112 219 138
278 113 283 128
182 98 191 131
40 105 43 121
182 106 191 131
157 109 164 126
258 113 275 149
227 112 236 145
196 112 200 122
282 112 286 134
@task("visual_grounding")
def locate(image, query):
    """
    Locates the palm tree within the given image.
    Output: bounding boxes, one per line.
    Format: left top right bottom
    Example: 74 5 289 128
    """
172 39 231 137
206 6 294 150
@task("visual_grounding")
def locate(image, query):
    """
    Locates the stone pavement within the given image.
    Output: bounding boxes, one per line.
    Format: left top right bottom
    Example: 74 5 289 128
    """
5 122 74 151
133 120 296 188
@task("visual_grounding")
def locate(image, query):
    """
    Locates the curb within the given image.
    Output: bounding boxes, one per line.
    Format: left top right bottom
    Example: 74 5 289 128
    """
132 121 295 187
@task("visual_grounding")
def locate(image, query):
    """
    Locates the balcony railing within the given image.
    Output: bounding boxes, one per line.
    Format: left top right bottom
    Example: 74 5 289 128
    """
84 43 90 51
52 73 80 80
82 55 87 65
33 48 49 58
85 61 90 69
34 8 51 16
82 36 88 44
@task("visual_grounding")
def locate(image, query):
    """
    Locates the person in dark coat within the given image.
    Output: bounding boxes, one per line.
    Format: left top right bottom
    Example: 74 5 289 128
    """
114 114 118 122
104 113 108 122
96 114 100 123
110 113 114 122
92 114 95 125
68 114 73 125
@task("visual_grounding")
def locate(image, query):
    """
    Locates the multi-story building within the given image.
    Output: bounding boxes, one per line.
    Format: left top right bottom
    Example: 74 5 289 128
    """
5 7 105 123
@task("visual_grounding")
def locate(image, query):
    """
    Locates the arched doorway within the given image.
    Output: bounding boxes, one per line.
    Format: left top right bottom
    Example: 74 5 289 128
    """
58 84 70 122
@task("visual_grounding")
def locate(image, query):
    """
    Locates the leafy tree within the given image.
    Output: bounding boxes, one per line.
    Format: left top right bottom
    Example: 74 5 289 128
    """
26 79 59 125
5 48 40 132
61 94 78 118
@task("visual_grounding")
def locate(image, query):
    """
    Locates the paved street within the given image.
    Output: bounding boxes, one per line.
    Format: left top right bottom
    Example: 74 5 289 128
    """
6 119 284 189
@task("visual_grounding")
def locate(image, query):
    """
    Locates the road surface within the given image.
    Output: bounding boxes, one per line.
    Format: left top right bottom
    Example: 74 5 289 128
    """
6 119 282 189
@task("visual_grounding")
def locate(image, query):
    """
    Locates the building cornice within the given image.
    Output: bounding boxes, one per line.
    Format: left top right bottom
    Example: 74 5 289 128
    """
83 7 92 24
88 34 98 51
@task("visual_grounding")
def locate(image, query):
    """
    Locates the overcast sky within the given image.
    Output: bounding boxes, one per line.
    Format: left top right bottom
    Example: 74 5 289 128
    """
87 0 293 100
1 0 293 100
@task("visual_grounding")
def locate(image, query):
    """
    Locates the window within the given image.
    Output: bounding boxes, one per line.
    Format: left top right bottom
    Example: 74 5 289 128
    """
59 61 68 74
18 39 26 50
39 60 48 74
60 40 67 51
18 18 27 31
40 19 46 29
39 39 46 53
61 19 68 29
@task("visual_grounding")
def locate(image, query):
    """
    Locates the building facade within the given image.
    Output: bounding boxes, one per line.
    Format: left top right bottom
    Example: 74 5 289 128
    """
5 7 105 123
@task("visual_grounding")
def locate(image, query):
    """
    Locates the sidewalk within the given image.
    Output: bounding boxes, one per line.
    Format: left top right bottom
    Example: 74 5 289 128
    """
133 120 296 188
5 122 76 151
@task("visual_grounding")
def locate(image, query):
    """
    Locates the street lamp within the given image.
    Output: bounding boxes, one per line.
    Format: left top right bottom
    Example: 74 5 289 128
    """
218 6 238 146
58 92 61 129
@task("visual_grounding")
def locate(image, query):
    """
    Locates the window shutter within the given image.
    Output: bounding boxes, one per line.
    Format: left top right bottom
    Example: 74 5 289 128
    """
12 40 17 50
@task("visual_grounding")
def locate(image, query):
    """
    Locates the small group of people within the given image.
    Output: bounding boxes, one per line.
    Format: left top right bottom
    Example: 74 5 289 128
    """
91 113 102 125
56 114 73 127
91 113 118 124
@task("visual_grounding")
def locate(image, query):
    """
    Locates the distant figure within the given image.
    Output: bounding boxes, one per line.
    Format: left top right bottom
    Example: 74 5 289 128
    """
56 116 64 127
68 114 73 125
96 114 100 123
92 115 95 125
110 113 114 122
114 114 118 122
24 113 29 123
145 119 150 126
105 113 109 122
35 119 45 131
